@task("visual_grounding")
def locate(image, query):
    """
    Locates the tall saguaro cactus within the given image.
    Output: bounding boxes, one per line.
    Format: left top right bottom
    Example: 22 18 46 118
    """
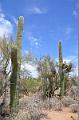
59 41 64 97
10 45 18 112
10 16 24 113
16 16 24 106
16 16 24 64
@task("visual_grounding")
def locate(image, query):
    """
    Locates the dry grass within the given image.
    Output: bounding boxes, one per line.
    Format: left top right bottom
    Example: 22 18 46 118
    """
61 96 77 107
69 104 78 113
8 93 78 120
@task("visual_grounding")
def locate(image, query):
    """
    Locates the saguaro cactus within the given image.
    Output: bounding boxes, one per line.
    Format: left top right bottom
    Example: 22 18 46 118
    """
16 16 24 64
16 16 24 106
10 45 18 112
59 41 64 97
10 16 24 113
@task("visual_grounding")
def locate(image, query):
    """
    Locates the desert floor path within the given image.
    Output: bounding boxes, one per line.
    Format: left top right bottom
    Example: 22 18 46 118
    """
42 108 78 120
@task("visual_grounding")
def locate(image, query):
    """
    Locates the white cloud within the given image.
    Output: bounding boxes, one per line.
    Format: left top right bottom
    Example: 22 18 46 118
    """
73 10 77 17
72 4 78 17
27 32 40 47
71 64 78 76
24 50 29 54
56 58 71 64
64 56 78 63
31 36 39 47
35 42 39 46
12 17 18 25
0 8 13 38
56 55 77 64
21 62 39 78
65 27 72 35
27 6 47 14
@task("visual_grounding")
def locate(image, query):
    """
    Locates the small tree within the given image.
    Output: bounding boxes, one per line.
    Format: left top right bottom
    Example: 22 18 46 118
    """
38 56 58 99
0 36 11 116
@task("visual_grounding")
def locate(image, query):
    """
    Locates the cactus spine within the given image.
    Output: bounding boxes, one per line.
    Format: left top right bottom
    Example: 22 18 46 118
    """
59 41 64 97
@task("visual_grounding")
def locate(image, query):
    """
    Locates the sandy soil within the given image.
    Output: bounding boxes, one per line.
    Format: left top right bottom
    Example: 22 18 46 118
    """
19 95 78 120
42 108 78 120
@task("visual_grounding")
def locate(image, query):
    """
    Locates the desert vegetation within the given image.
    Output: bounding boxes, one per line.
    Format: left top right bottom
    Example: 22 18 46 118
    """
0 16 78 120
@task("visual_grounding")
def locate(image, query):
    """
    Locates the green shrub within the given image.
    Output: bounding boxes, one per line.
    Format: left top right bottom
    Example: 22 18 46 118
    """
21 79 42 94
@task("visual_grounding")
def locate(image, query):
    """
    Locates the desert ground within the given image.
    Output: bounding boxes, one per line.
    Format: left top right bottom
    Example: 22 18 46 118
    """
42 108 77 120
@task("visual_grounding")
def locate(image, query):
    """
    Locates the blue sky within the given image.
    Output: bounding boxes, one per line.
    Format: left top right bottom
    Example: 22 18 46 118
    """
0 0 78 63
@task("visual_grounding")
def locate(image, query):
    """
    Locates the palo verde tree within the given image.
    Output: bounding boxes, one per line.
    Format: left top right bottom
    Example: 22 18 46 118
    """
0 36 11 116
38 56 58 99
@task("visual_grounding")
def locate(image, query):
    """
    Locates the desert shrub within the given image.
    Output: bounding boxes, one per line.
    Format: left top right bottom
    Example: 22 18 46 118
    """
67 86 79 101
41 97 63 111
19 93 63 111
61 96 77 107
20 79 42 95
69 104 78 113
13 109 47 120
28 109 47 120
13 110 29 120
54 101 63 111
19 94 42 110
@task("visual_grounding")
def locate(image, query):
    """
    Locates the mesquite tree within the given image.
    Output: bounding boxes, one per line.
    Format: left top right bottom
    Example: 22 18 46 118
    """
38 56 58 99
